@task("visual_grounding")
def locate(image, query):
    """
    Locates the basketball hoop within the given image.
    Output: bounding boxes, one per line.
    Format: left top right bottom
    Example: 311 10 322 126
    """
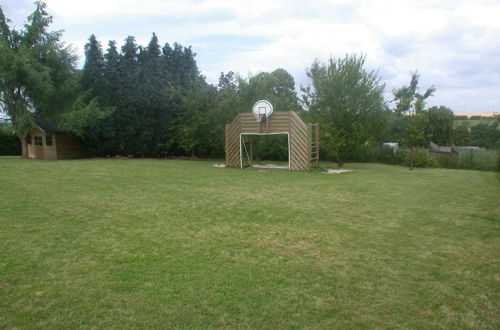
252 100 273 122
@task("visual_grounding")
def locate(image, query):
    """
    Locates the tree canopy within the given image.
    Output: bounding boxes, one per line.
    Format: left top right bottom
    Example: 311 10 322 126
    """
2 1 494 164
302 54 387 167
0 2 76 136
0 2 109 157
392 72 436 169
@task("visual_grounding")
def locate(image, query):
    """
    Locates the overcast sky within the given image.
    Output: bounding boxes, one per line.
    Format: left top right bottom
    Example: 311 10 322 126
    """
3 0 500 114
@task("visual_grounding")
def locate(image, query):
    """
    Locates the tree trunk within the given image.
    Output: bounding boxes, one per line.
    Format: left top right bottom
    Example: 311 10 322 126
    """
337 159 344 169
17 133 28 158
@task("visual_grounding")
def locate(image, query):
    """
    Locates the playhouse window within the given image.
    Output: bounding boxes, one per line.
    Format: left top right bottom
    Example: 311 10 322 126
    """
26 135 32 144
45 134 53 146
34 136 43 146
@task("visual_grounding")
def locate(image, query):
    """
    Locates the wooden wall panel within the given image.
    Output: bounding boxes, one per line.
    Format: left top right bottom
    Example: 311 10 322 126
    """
55 134 86 159
225 111 317 171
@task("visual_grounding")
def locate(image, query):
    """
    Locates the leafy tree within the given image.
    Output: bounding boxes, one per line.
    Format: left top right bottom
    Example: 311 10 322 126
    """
425 106 454 146
302 54 387 168
218 71 237 90
169 83 219 158
238 68 299 112
0 1 77 157
452 122 471 146
392 71 435 169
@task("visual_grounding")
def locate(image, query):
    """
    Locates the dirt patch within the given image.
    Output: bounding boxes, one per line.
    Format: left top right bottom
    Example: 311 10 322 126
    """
252 164 288 169
326 169 353 174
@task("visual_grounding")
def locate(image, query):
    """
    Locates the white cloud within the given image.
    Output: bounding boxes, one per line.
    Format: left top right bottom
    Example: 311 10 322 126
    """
4 0 499 112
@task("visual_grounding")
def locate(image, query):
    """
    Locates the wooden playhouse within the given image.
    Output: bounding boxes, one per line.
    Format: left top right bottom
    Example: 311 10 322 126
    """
24 119 86 160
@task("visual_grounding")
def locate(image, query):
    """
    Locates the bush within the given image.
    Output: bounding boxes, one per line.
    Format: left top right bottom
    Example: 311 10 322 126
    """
404 149 437 168
454 115 468 120
497 152 500 173
0 127 21 156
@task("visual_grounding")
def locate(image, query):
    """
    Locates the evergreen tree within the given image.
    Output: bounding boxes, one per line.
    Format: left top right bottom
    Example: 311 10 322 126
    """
82 34 104 95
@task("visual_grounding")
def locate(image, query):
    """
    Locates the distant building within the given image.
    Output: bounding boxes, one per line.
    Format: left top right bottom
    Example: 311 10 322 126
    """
429 142 457 156
382 142 399 152
454 146 484 151
24 119 86 160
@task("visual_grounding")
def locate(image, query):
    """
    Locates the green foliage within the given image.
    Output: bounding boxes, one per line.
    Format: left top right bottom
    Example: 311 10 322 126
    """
168 83 220 157
469 119 499 149
80 33 205 157
303 54 387 167
0 123 20 155
0 1 75 133
426 106 454 145
433 149 497 171
251 134 289 161
0 2 109 156
355 145 497 171
238 68 299 112
497 152 500 173
393 72 435 115
392 72 435 169
452 122 471 146
404 149 437 168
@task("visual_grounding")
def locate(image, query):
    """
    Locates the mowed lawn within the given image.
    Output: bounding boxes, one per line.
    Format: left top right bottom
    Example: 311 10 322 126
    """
0 158 498 329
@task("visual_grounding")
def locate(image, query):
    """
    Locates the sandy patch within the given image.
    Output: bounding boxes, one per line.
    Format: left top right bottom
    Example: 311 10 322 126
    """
326 169 353 174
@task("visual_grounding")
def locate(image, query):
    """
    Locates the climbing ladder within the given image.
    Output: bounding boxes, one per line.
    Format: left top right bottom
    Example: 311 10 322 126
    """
308 123 320 167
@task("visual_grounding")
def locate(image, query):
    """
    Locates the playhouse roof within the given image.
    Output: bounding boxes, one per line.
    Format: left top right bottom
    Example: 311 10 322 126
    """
34 118 66 134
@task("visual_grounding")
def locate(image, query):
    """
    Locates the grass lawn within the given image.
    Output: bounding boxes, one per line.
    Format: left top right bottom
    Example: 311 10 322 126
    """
0 157 499 328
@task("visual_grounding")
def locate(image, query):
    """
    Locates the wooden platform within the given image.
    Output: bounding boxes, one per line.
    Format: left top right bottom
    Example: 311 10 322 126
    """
225 111 319 171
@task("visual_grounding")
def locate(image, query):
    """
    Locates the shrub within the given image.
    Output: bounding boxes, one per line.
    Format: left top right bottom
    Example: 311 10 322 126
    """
0 128 21 156
496 152 500 173
404 149 437 168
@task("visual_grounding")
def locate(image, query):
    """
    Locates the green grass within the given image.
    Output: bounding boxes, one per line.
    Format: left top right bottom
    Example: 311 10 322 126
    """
0 158 499 328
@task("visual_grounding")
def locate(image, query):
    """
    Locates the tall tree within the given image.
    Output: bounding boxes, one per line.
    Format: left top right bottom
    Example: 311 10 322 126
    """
81 34 104 95
302 54 387 167
0 1 77 157
392 71 435 169
80 33 206 157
